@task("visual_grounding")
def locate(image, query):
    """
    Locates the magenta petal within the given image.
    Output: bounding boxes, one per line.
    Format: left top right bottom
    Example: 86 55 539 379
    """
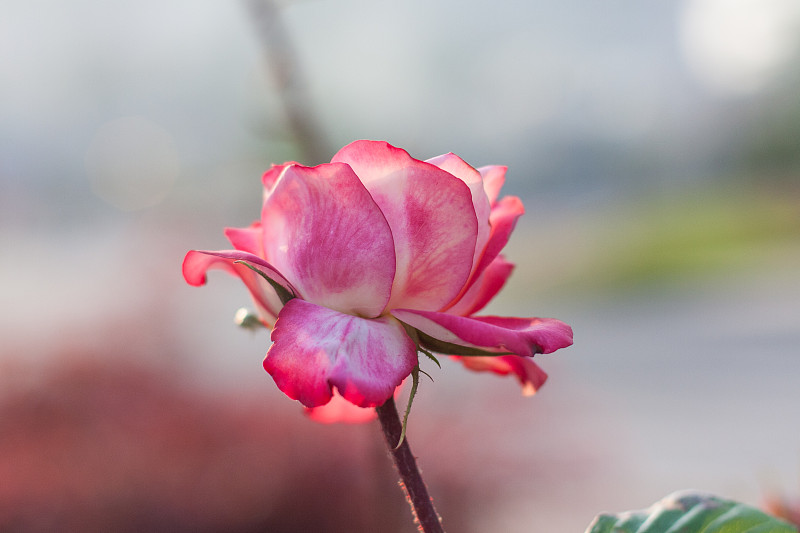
265 299 418 408
444 194 524 314
261 162 396 318
184 249 296 295
332 140 478 312
454 355 548 396
482 196 524 268
478 165 507 206
182 249 293 323
445 255 514 317
392 309 573 357
261 162 296 192
427 152 492 277
224 222 263 256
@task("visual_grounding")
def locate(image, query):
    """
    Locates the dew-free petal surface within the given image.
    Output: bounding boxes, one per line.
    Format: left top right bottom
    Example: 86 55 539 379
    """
392 309 574 357
182 249 294 321
224 223 264 256
261 163 396 318
427 152 492 278
445 255 514 317
332 140 478 312
478 165 507 206
265 299 418 408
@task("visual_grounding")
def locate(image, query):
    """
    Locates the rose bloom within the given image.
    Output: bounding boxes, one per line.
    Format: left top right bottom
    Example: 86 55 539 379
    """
183 140 572 416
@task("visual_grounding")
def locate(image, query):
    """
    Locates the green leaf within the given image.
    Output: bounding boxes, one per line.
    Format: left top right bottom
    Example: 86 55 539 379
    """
585 491 798 533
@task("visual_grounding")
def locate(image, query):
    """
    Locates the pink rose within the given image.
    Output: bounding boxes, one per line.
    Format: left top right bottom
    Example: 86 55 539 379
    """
183 140 572 409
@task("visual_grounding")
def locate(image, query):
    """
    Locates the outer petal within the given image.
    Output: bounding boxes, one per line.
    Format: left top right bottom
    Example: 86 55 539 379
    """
481 196 524 273
454 355 548 396
182 249 296 323
265 299 418 408
426 152 492 280
332 140 478 312
478 165 507 206
445 195 524 311
221 222 283 319
261 162 396 318
445 255 514 317
392 309 573 357
183 250 296 296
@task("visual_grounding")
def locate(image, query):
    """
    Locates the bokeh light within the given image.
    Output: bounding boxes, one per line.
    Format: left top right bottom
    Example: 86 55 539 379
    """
680 0 800 95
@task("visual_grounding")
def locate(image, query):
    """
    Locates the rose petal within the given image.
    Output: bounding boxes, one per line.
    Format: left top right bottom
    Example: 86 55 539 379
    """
392 309 573 357
444 255 514 317
445 195 524 312
332 140 478 312
481 196 524 271
265 299 418 408
184 249 296 295
261 162 396 318
224 222 263 256
305 392 378 424
478 165 507 206
262 162 296 192
182 249 295 323
454 355 548 396
427 152 492 278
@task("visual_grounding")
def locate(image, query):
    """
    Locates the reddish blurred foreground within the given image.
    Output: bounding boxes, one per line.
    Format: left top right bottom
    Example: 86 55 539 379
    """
0 348 474 533
764 494 800 529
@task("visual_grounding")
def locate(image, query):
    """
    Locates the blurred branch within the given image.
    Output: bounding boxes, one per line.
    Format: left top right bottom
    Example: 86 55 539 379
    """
245 0 330 163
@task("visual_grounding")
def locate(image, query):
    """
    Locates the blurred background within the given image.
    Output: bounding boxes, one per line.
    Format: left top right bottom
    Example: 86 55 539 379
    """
2 0 799 531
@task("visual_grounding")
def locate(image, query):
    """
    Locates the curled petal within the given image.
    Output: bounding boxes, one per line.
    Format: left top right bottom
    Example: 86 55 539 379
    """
445 255 514 317
332 140 478 312
261 162 396 318
392 309 573 357
454 355 548 396
183 250 296 297
478 165 507 206
182 249 294 322
265 299 418 408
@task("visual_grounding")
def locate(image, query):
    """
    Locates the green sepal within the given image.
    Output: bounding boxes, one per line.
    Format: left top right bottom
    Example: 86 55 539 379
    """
395 366 420 450
418 367 434 382
418 346 441 369
234 260 296 305
413 329 516 357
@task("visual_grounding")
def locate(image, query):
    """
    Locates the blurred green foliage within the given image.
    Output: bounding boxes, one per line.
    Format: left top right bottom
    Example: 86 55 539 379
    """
586 490 798 533
522 183 800 296
600 187 799 286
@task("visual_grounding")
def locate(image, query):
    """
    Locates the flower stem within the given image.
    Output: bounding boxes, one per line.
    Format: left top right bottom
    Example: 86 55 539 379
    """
376 396 444 533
